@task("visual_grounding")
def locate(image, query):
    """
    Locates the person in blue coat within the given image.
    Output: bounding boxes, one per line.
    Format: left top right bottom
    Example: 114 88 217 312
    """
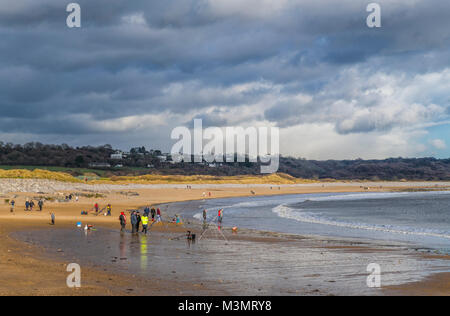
130 211 138 234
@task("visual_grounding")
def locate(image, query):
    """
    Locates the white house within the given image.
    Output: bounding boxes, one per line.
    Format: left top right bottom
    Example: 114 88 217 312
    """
110 152 123 160
157 155 167 162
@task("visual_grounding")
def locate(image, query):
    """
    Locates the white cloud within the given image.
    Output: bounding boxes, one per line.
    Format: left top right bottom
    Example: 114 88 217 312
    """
121 12 148 26
430 139 446 150
265 67 450 136
279 123 428 159
205 0 293 18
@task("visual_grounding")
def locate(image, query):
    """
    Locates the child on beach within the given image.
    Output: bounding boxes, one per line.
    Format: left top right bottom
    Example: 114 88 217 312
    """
172 215 181 224
50 212 55 225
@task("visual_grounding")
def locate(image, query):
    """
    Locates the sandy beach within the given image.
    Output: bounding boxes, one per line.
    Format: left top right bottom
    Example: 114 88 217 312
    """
0 179 449 296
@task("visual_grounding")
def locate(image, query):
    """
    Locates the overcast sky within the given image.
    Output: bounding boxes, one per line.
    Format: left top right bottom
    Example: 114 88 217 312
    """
1 0 450 159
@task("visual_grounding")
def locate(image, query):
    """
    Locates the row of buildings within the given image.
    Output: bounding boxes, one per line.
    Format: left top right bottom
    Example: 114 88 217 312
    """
88 150 221 169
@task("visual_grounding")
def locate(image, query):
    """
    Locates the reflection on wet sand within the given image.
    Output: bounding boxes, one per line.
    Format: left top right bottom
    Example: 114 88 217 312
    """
13 227 450 296
140 235 148 270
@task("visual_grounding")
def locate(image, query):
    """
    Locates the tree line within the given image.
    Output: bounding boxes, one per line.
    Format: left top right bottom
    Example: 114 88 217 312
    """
0 142 449 180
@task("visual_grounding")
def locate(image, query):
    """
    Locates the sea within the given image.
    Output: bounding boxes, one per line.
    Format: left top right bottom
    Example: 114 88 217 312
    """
186 191 450 254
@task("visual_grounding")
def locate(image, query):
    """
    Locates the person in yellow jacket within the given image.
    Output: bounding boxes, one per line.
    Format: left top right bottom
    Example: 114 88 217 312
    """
141 214 149 234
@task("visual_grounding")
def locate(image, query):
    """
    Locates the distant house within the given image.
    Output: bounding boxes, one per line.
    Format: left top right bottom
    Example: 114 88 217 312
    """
156 155 167 162
110 152 123 160
89 162 111 168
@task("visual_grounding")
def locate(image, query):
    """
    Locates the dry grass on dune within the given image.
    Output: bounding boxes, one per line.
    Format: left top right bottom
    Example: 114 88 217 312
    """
92 172 316 185
0 169 82 182
0 168 316 185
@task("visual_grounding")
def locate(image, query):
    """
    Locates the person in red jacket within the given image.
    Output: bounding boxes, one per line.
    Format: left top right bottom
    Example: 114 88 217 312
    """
218 209 223 225
119 212 126 232
156 208 161 222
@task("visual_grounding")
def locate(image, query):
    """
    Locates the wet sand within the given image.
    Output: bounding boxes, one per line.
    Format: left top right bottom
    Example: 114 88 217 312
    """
0 182 449 295
13 226 450 296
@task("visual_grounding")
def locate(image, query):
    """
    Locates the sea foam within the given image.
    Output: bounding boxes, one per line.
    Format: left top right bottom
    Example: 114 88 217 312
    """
272 204 450 240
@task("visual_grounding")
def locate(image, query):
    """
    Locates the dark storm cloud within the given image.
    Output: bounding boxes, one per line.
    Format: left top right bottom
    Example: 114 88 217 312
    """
1 0 450 150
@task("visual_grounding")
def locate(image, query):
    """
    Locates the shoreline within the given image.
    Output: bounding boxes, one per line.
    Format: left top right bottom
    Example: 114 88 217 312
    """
0 180 449 295
10 218 450 296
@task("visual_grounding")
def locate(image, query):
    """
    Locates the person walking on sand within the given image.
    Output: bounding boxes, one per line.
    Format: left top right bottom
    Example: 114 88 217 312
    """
119 212 127 232
50 212 55 225
131 211 138 234
218 209 223 225
30 200 34 211
38 199 44 211
106 204 112 216
156 208 161 222
25 200 30 211
151 208 156 221
94 203 99 213
141 214 149 234
10 200 15 213
136 211 141 233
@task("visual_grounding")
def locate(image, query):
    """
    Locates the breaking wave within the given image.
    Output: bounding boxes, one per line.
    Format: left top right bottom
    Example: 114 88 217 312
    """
273 204 450 240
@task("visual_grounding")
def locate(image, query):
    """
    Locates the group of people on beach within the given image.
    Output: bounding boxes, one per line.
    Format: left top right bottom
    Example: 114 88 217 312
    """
23 199 44 212
82 203 112 216
202 208 224 225
65 194 77 201
9 197 56 226
9 199 45 213
119 207 162 235
99 203 112 216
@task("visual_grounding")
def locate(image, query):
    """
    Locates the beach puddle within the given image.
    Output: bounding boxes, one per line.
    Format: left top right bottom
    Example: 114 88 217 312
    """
12 227 449 295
